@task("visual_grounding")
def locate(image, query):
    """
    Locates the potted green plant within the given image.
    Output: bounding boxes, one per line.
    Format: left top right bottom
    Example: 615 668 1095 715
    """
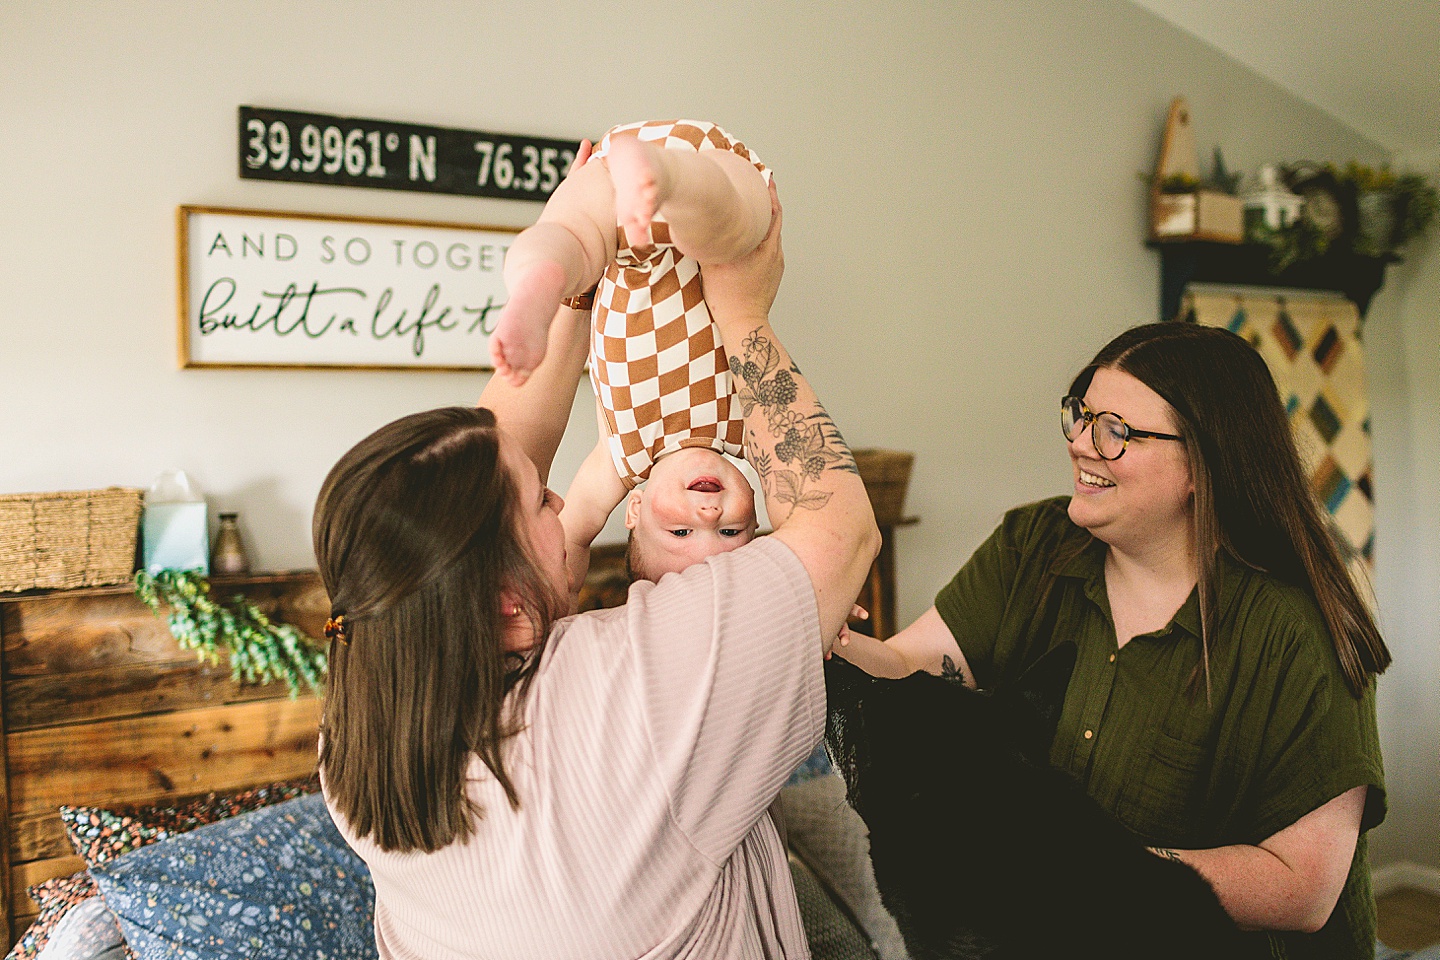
1393 172 1440 249
1332 162 1439 257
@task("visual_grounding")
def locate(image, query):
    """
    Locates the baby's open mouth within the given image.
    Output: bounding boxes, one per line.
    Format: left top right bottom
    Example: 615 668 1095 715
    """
688 478 723 493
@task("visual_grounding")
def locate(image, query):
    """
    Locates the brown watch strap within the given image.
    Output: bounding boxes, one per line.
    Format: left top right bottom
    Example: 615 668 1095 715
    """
562 286 597 311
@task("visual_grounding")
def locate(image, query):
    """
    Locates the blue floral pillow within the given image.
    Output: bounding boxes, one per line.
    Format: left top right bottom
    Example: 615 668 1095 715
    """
88 794 376 960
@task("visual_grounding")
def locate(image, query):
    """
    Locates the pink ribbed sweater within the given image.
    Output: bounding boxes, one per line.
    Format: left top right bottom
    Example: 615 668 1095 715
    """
329 537 823 959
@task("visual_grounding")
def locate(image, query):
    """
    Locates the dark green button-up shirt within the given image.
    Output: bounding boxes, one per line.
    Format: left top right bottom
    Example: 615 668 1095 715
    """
935 498 1386 959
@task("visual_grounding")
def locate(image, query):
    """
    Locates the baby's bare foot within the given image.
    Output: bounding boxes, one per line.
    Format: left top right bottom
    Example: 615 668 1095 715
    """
609 136 673 249
492 260 566 385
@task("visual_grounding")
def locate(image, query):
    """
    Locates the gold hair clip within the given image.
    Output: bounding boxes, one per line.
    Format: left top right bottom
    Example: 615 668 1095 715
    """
324 615 350 645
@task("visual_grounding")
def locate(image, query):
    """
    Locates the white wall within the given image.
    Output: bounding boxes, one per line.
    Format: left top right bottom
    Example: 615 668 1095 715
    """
3 1 1430 867
1366 148 1440 869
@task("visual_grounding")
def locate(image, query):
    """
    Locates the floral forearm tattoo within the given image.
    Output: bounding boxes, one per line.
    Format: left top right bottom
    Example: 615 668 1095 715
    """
730 329 857 513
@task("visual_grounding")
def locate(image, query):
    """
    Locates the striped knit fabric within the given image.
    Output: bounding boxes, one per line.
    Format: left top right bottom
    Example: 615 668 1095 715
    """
329 537 823 959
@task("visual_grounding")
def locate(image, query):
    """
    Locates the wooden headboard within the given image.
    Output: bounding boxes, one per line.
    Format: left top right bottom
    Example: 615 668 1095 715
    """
0 547 638 949
0 572 328 948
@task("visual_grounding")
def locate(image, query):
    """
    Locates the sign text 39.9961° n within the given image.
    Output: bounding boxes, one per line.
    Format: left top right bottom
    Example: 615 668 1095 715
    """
239 106 581 202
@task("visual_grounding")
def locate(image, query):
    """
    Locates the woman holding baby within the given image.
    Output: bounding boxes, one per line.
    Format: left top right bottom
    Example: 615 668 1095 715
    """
314 137 877 958
314 124 1386 959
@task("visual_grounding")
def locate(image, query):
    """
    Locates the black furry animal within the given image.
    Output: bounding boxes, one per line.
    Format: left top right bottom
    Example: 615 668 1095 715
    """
824 644 1260 960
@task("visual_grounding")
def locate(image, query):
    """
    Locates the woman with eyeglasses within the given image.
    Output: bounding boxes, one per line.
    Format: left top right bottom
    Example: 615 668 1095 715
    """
835 322 1388 957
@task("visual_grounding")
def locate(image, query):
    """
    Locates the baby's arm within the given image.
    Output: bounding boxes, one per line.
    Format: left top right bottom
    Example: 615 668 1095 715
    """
560 430 628 611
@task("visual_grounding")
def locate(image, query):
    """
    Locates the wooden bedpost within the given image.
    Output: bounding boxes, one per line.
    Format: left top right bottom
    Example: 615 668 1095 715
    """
0 593 14 948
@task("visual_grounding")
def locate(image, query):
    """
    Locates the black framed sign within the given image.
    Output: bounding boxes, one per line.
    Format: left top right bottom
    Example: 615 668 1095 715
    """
238 106 582 202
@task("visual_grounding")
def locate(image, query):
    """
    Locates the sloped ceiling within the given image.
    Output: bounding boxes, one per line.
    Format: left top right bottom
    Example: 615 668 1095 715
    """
1128 0 1440 156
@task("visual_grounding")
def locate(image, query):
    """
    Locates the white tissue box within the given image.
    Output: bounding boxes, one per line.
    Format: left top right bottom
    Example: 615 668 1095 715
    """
142 502 209 574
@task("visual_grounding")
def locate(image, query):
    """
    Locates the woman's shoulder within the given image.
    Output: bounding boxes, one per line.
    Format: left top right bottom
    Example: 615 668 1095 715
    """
993 496 1089 555
534 604 632 675
1221 559 1345 680
1227 561 1327 633
546 537 812 658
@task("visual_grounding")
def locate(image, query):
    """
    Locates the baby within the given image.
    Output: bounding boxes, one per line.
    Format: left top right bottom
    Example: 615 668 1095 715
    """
560 420 761 601
490 121 773 593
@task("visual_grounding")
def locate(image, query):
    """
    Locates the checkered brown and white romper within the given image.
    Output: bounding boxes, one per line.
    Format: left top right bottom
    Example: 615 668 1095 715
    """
586 120 771 489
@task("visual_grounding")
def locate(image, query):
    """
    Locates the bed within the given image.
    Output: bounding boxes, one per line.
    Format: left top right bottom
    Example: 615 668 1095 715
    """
0 572 329 958
0 556 894 960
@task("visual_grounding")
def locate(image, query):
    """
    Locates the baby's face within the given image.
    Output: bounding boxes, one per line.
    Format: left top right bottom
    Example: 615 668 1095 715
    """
625 447 758 580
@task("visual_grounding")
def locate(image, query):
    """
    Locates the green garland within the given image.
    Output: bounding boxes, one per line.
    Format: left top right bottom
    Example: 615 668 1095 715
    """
135 569 328 697
1247 217 1333 273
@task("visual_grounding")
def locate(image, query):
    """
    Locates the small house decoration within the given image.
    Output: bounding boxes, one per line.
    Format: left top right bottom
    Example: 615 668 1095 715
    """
1242 165 1305 232
1149 97 1244 244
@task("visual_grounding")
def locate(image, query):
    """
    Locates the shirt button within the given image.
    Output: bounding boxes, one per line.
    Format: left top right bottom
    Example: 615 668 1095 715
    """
1109 653 1116 663
1084 729 1094 740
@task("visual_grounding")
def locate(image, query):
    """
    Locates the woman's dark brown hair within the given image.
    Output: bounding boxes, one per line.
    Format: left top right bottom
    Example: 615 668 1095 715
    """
314 406 564 853
1069 322 1389 697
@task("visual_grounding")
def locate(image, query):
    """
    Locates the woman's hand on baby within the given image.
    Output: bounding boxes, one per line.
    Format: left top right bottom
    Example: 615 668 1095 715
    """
701 179 784 321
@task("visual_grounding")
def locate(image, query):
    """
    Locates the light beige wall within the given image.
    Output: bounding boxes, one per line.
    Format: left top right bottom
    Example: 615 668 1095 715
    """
3 1 1429 865
1366 148 1440 868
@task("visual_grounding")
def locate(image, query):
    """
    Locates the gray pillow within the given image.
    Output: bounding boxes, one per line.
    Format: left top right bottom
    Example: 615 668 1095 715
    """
35 897 125 960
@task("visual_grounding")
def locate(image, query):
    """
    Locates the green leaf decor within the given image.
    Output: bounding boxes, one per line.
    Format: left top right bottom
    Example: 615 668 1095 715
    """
134 569 327 697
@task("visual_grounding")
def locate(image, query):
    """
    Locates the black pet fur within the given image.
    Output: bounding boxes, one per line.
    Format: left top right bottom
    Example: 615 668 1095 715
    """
824 644 1260 959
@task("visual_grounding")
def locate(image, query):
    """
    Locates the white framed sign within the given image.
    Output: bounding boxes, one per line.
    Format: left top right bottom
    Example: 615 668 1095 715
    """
177 206 519 370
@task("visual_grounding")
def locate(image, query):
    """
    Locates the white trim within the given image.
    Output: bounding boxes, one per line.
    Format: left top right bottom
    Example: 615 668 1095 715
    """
1373 861 1440 897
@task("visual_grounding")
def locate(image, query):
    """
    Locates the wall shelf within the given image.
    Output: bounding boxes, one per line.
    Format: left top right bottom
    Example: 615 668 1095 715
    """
1153 241 1396 322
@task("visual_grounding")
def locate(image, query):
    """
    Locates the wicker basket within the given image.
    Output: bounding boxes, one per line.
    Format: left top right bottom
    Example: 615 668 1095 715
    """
0 487 144 592
852 449 914 525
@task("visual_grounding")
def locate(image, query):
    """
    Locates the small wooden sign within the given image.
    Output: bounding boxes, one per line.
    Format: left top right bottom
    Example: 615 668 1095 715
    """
177 206 517 371
239 106 582 202
1149 97 1243 244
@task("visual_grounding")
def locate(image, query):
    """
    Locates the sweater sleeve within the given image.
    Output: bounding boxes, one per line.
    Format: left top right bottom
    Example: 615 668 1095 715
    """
624 536 824 864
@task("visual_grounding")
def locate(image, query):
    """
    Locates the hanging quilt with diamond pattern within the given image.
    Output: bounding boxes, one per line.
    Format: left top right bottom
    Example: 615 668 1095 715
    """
1184 288 1373 573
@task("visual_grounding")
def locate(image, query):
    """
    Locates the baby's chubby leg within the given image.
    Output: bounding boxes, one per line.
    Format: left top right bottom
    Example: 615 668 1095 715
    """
608 137 771 264
492 162 616 385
